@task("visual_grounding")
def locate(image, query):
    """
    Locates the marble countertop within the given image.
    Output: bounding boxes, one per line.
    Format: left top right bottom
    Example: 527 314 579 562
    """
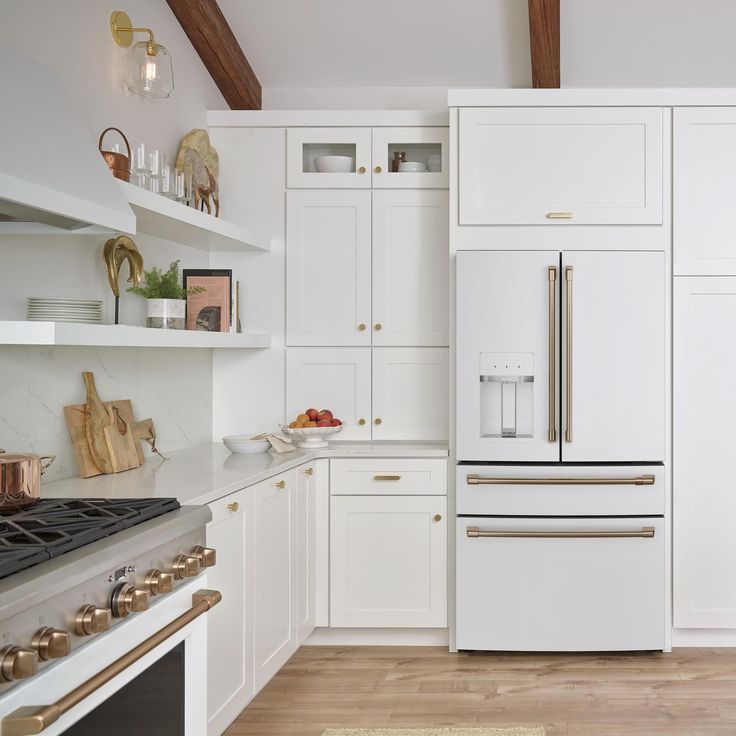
44 441 449 507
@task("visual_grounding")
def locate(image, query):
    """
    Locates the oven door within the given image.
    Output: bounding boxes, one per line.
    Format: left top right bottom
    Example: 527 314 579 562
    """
0 579 219 736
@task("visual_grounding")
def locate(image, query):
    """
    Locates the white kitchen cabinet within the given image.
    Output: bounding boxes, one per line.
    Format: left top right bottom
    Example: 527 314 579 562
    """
561 251 666 462
287 127 371 188
286 347 372 440
372 190 449 346
253 469 298 691
371 127 449 188
458 107 663 225
674 108 736 275
296 462 317 643
330 495 447 627
372 348 449 440
286 190 372 346
674 278 736 628
205 489 255 736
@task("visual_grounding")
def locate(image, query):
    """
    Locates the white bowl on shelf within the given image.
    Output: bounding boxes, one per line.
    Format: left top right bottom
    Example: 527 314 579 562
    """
281 424 343 449
314 155 354 173
398 161 427 173
222 435 270 454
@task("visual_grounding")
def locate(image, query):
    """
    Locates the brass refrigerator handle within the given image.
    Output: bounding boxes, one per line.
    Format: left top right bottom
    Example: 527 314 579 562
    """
466 526 655 539
547 266 557 443
466 474 655 486
565 266 573 443
2 590 222 736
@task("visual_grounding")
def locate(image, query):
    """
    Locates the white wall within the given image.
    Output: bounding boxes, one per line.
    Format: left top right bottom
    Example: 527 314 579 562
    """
0 0 227 481
263 87 451 111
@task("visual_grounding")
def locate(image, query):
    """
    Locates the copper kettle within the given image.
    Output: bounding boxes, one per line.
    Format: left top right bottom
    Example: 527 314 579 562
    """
0 450 55 513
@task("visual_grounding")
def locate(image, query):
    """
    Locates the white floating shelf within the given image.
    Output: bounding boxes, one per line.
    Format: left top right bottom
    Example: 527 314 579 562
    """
118 180 270 252
0 321 271 349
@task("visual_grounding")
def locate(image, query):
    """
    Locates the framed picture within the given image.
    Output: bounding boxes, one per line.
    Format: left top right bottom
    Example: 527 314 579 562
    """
182 269 232 332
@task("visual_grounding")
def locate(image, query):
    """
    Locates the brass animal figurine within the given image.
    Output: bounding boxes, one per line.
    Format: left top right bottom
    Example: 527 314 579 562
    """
103 235 143 324
195 166 220 217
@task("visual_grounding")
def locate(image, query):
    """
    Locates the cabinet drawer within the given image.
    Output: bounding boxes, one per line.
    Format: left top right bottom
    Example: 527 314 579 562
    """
456 516 665 651
330 459 446 495
457 465 664 516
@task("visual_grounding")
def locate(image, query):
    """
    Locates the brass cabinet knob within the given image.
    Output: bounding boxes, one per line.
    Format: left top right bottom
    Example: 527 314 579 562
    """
145 569 174 596
0 646 37 682
227 501 239 512
358 418 366 426
172 554 201 580
358 323 367 331
358 166 367 174
374 323 382 331
434 514 443 522
374 165 382 174
275 480 286 489
304 467 314 476
32 627 71 661
191 545 216 569
111 583 150 618
374 418 382 425
75 605 112 636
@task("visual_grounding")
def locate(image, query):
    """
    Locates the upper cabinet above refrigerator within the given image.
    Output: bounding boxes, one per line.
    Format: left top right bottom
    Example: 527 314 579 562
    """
458 108 663 226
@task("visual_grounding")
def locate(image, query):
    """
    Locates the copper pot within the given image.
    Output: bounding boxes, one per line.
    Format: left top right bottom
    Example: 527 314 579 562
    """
0 450 55 513
99 127 131 182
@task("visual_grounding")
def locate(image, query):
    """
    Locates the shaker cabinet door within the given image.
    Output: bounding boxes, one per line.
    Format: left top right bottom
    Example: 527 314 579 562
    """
286 190 372 346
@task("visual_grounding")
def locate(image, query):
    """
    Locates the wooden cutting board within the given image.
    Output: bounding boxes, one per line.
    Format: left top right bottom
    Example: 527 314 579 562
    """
64 400 145 478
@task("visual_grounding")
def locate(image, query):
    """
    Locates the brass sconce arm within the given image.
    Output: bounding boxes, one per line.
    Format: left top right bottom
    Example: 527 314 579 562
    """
110 11 158 53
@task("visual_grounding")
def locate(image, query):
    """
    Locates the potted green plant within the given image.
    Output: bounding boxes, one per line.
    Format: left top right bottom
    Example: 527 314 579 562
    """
128 260 202 330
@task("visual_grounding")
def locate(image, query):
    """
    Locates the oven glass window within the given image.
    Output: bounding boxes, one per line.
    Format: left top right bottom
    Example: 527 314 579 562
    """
64 642 184 735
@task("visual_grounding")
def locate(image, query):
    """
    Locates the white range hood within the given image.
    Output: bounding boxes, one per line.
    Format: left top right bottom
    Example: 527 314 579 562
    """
0 45 135 233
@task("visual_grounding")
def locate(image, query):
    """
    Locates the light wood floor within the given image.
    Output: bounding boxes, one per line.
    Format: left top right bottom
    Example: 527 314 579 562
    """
225 646 736 736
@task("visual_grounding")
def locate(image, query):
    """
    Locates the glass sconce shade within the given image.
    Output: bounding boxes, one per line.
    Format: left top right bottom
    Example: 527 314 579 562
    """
128 41 174 98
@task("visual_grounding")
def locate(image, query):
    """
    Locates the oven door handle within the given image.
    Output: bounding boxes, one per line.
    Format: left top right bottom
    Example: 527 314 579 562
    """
2 589 222 736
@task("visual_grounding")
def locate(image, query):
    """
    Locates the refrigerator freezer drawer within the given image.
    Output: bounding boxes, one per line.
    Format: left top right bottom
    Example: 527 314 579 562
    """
456 516 665 652
457 465 665 517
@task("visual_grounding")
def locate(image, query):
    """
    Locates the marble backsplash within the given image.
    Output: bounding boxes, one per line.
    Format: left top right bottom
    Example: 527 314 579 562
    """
0 345 212 482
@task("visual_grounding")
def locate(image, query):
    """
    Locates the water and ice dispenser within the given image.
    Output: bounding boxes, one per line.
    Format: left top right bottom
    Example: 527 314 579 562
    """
479 353 534 438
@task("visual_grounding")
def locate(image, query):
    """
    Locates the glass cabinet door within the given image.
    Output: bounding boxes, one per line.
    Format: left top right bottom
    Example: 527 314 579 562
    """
371 127 449 189
287 127 371 188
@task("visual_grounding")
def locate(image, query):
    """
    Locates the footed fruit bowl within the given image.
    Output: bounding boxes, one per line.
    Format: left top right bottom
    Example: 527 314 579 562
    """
280 424 343 449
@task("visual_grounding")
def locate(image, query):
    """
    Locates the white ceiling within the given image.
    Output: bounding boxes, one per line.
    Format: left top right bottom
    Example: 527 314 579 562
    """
218 0 531 88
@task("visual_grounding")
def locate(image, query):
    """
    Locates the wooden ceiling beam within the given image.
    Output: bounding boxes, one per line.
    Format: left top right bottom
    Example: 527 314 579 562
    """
165 0 261 110
528 0 560 88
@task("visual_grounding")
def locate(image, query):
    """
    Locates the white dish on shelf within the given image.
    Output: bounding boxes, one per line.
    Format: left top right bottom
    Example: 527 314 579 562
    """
398 161 427 172
222 435 271 454
314 155 354 173
281 424 343 449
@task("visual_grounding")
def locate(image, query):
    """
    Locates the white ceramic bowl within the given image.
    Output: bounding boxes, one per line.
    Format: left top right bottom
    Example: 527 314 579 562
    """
314 155 354 173
281 424 343 449
398 161 427 173
222 435 271 454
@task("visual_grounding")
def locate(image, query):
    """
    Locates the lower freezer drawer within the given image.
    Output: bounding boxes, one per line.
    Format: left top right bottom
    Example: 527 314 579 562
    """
456 516 665 652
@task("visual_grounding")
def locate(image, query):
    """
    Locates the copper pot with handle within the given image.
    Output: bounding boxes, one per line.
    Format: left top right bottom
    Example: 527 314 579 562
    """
0 450 55 513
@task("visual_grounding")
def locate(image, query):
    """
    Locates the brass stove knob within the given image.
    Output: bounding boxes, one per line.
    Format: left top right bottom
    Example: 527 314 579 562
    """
31 627 71 660
190 546 216 569
0 646 38 682
145 569 174 596
111 583 150 618
75 605 112 636
172 554 200 580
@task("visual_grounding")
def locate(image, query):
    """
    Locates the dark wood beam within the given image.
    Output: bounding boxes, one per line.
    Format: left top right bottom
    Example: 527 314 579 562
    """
165 0 261 109
528 0 560 88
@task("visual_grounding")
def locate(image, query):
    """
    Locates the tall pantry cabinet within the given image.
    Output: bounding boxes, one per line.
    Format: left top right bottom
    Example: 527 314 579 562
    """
285 121 449 440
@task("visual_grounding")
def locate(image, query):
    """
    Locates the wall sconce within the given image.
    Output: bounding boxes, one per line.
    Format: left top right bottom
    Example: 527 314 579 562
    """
110 10 174 99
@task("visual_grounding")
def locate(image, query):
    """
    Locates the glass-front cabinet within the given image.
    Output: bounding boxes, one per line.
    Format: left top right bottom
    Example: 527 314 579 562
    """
371 127 449 188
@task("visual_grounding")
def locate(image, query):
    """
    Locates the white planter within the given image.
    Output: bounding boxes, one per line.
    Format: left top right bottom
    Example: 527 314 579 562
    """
146 298 185 330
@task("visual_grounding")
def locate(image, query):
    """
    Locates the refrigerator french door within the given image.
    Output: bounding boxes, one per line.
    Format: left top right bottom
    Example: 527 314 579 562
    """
456 250 666 463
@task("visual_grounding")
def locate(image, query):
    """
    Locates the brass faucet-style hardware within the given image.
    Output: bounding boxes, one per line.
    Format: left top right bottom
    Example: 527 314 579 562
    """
75 605 112 636
227 501 239 512
467 474 655 486
547 266 557 443
31 628 71 661
111 583 150 618
358 323 367 331
172 555 200 580
358 418 366 426
565 266 574 443
374 418 382 425
1 590 222 735
0 646 37 682
546 211 574 219
191 546 216 569
374 323 382 331
275 480 286 489
467 526 655 539
358 166 367 174
374 475 401 481
304 467 314 476
374 165 383 174
433 514 443 522
144 569 174 596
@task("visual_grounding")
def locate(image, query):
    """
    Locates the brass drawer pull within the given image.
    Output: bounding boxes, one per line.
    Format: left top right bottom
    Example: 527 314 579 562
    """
227 502 239 512
374 475 401 481
358 166 366 174
467 526 655 539
275 480 286 489
467 474 655 486
2 590 222 736
433 514 442 522
546 211 574 219
304 467 314 476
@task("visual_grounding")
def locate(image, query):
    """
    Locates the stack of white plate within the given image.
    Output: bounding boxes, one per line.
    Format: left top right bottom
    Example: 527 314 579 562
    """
27 298 103 324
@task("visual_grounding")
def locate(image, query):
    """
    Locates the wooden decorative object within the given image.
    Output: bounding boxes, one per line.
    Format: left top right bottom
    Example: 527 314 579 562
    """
528 0 560 88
